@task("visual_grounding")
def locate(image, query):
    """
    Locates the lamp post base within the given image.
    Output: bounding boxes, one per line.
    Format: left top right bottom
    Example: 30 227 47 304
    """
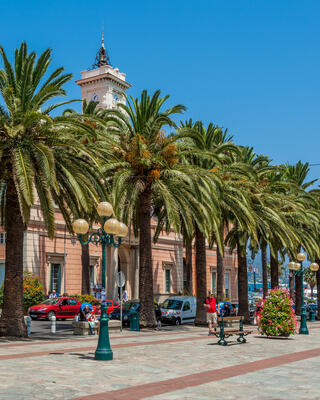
299 313 309 335
94 304 113 361
95 349 113 361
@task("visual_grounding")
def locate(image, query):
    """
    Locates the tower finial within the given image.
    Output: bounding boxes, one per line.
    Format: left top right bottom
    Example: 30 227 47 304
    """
101 25 105 49
93 28 110 69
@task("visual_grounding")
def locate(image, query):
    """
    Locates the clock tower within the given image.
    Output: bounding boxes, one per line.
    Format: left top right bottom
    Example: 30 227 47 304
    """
76 33 131 109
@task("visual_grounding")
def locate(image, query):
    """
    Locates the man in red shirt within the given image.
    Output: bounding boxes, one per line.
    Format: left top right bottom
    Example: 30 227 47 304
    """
203 291 217 335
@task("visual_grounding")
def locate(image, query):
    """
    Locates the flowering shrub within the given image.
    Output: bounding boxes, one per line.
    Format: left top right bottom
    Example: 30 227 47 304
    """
23 272 45 312
69 294 99 305
260 288 297 337
0 272 45 313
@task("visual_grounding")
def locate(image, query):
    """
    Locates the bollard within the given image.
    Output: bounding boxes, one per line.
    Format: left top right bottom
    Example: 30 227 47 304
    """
309 310 316 322
130 311 140 331
51 315 56 333
26 316 31 337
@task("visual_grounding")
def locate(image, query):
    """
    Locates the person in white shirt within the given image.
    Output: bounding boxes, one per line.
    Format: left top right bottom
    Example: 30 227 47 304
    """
122 290 128 302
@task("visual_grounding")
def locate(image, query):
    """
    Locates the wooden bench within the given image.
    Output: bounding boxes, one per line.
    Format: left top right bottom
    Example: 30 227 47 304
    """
212 316 252 346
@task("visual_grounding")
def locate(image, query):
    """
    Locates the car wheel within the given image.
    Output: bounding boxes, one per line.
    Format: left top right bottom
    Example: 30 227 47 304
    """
175 317 181 326
47 311 56 320
31 317 37 321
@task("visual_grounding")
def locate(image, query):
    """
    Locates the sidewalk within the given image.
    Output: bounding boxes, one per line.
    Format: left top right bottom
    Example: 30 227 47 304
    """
1 322 320 399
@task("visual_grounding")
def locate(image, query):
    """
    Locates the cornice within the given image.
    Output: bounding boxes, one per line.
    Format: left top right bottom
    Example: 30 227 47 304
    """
75 73 131 89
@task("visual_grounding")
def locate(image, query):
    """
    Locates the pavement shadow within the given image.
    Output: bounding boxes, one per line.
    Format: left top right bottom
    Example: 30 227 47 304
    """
253 335 294 341
70 352 95 360
207 341 242 346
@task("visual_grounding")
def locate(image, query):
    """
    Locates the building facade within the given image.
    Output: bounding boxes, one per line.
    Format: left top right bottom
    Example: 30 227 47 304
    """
0 38 239 303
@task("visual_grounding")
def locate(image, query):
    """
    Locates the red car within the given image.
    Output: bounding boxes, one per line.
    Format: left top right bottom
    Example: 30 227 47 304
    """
91 300 120 317
105 299 120 315
28 297 81 320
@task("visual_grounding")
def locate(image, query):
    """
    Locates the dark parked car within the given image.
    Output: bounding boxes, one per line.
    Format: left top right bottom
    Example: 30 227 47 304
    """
110 301 161 326
110 301 140 326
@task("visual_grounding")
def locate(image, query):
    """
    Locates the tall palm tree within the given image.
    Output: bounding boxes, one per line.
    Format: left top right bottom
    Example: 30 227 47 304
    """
280 161 320 312
225 147 300 321
304 267 317 298
102 90 216 327
0 43 105 337
177 120 238 318
64 99 111 294
316 260 320 320
175 120 244 323
261 239 268 298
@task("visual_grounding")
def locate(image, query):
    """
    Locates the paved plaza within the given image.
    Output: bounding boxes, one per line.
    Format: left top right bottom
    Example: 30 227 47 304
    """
1 323 320 399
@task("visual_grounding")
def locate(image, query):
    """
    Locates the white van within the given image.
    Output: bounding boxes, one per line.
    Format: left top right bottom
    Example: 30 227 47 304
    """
160 296 196 325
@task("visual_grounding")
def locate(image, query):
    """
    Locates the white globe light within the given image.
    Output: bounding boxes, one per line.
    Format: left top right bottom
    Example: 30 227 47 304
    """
297 253 306 262
288 261 296 270
72 219 89 235
118 222 128 237
294 262 301 271
104 218 121 235
310 262 319 272
97 202 114 217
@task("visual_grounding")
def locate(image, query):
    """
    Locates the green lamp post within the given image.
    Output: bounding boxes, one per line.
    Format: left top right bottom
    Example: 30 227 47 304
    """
72 202 128 360
288 253 319 335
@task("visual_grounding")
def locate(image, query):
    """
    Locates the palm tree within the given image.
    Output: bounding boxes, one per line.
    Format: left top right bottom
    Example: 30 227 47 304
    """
225 148 300 321
316 260 320 320
64 99 111 294
261 240 268 298
280 161 320 312
177 120 239 318
102 90 216 327
304 267 317 298
0 43 105 337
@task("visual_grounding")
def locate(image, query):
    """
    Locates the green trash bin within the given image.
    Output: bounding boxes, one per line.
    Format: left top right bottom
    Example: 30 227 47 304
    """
309 309 316 322
130 311 140 331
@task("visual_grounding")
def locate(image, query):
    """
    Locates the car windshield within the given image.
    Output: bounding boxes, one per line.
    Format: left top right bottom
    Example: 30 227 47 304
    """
123 302 139 311
162 299 183 310
41 299 60 305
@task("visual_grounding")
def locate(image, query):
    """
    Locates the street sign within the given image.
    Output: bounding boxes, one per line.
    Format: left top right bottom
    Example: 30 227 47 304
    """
115 271 125 287
115 271 125 333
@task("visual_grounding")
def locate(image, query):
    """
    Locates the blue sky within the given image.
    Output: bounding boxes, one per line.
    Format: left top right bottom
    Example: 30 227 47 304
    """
1 0 320 182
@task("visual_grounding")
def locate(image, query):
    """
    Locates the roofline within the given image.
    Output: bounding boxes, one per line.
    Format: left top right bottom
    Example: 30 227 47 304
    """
75 72 131 89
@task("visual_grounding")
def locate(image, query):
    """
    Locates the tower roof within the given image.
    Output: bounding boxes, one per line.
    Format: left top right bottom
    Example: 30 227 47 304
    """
93 30 111 68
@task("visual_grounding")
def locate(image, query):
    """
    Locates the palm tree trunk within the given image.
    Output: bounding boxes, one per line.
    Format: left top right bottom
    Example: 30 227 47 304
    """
261 241 268 299
316 259 320 320
195 225 207 325
138 188 156 328
0 179 27 337
237 240 249 323
295 274 302 316
81 243 90 295
289 271 295 302
216 242 224 302
185 240 193 294
270 250 279 289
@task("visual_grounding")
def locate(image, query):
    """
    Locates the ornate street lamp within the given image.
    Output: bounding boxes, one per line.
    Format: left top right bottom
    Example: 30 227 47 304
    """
288 253 319 335
72 201 128 360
